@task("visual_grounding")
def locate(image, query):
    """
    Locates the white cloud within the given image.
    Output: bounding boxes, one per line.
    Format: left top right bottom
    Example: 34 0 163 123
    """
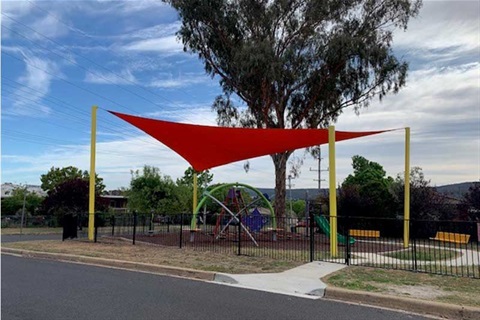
30 14 69 39
2 1 33 16
143 103 217 125
3 54 58 117
331 61 480 186
394 1 480 58
122 35 183 53
150 73 210 89
123 22 182 40
84 68 137 85
1 1 33 38
336 63 480 128
1 135 190 188
111 0 170 14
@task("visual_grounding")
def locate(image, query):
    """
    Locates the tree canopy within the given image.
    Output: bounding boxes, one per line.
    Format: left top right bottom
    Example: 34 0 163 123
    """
128 165 189 214
391 167 449 220
177 167 213 188
1 187 43 216
40 166 105 194
339 155 395 218
461 182 480 221
167 0 422 218
40 178 105 219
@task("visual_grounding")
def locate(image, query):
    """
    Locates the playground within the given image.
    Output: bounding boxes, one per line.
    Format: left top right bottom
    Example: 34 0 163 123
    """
94 207 479 279
74 109 480 279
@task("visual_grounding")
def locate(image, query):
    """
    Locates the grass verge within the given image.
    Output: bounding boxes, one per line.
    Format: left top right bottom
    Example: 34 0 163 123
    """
1 238 302 274
323 266 480 308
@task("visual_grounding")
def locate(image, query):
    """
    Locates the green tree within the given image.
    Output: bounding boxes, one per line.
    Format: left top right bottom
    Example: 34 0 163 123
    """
340 155 395 218
1 187 43 216
178 167 214 188
40 166 105 194
289 199 306 218
177 167 214 209
128 165 187 214
167 0 422 219
41 178 106 222
391 167 448 220
461 182 480 221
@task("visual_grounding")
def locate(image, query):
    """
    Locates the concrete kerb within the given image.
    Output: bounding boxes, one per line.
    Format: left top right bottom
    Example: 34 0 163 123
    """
1 247 215 281
325 287 480 320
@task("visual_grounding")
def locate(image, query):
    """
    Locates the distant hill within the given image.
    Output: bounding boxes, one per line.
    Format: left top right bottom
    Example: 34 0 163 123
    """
252 182 477 201
255 188 328 200
436 182 477 199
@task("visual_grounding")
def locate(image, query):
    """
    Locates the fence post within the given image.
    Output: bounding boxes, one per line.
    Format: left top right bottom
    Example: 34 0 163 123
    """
111 215 115 237
309 210 314 262
345 216 350 266
238 216 242 256
412 220 417 272
133 211 137 245
179 214 183 248
94 214 98 243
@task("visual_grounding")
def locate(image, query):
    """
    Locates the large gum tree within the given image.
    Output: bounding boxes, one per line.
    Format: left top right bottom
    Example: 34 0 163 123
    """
166 0 422 219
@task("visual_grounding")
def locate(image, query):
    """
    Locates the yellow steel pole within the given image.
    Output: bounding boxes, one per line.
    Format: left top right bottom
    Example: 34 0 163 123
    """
88 106 98 241
404 127 411 248
192 171 198 227
328 126 338 257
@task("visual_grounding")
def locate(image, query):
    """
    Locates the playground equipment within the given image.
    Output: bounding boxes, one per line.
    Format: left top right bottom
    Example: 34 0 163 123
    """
190 183 276 246
314 215 355 245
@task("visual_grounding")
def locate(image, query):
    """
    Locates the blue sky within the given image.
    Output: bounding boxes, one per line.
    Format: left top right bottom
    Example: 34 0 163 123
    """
1 0 479 191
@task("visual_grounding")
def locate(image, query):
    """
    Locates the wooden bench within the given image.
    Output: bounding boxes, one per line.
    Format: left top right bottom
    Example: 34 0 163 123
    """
430 231 470 244
349 229 380 238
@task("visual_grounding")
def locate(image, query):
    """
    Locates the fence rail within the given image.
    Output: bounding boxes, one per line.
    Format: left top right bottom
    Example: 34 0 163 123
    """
63 212 479 279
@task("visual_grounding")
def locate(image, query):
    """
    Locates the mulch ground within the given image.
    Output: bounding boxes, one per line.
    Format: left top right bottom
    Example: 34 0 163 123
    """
130 229 403 255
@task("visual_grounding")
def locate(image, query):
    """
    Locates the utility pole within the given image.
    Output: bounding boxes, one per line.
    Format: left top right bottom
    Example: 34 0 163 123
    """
309 146 328 197
287 175 295 214
20 184 27 235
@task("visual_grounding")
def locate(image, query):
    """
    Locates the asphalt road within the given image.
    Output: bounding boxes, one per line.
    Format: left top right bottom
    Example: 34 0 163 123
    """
1 234 61 243
2 255 427 320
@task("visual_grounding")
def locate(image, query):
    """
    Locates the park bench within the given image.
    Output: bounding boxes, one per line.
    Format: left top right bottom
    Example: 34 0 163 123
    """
430 231 470 244
349 229 380 238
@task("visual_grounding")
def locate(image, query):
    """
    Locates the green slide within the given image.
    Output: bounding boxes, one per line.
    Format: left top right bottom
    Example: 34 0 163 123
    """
314 215 355 245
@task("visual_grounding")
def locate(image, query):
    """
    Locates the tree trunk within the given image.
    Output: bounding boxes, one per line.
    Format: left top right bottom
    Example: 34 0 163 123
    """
272 151 292 227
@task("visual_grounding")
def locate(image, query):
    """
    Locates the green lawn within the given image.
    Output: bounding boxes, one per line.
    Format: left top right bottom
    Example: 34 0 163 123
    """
384 247 462 261
324 266 480 307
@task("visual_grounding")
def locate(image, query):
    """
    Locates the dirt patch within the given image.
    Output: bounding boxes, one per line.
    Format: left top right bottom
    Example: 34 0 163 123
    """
376 284 447 299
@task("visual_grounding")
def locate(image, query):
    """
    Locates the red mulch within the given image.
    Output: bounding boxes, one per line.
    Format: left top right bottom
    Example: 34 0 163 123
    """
130 230 403 254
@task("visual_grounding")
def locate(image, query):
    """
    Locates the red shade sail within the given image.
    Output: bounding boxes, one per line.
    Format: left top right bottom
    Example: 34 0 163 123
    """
109 111 392 172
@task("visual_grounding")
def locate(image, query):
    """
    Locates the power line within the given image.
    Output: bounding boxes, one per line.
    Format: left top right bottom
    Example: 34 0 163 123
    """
2 80 168 147
2 24 180 111
2 50 139 114
1 131 170 159
1 11 215 122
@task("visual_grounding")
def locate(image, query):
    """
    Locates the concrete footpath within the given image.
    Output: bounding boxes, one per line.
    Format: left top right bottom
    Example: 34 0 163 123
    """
2 247 480 320
215 261 346 298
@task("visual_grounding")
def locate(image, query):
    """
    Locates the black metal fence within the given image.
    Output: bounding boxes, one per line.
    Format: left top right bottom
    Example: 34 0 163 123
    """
66 212 480 279
1 215 59 228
